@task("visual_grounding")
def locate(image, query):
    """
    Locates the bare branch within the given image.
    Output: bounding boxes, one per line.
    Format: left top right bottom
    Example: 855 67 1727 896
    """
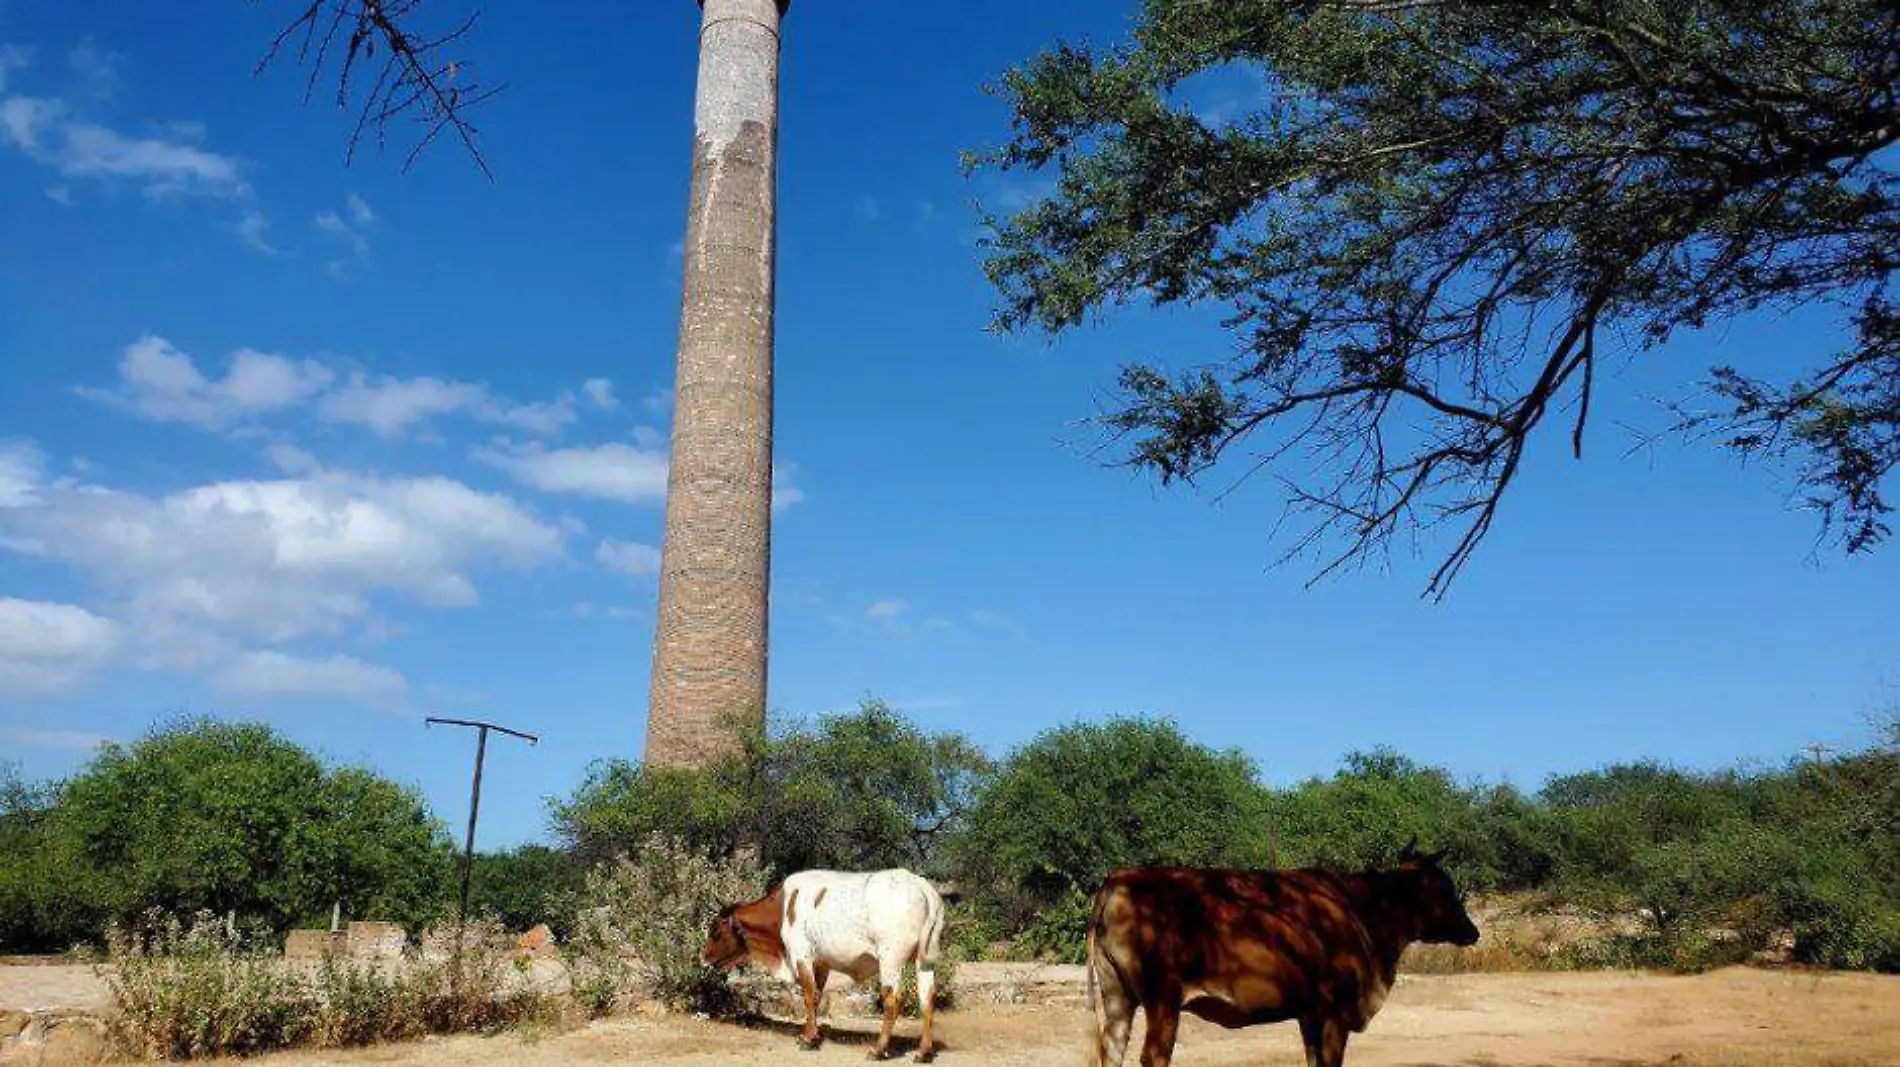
253 0 501 180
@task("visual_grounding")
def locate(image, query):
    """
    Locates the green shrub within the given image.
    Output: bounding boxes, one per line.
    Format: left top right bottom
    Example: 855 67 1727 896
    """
897 954 957 1016
551 703 989 879
954 717 1271 928
102 910 547 1059
14 720 453 950
103 910 315 1059
1014 888 1093 964
567 833 768 1015
468 845 583 938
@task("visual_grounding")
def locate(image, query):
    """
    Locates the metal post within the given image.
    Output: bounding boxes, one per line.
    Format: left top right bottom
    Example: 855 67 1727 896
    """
425 717 538 928
460 727 487 926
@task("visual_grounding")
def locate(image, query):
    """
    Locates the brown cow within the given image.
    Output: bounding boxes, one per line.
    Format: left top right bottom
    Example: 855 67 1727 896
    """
1086 841 1479 1067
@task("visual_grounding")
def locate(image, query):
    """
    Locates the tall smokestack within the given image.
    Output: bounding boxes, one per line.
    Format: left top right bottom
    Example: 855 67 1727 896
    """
645 0 787 767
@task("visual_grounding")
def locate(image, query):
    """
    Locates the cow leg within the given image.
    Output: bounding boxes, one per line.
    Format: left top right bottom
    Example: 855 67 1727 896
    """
1298 1016 1349 1067
869 983 901 1060
1137 985 1181 1067
812 962 832 1018
914 963 937 1063
795 961 823 1050
869 955 907 1061
1090 961 1134 1067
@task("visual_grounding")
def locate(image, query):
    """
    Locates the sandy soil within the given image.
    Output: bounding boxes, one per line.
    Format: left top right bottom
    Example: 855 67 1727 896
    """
231 968 1898 1067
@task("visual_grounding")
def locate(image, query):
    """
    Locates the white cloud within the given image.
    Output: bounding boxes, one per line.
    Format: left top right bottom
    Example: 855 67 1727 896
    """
478 441 670 504
773 464 806 513
236 209 276 255
0 728 112 752
0 442 42 507
582 378 617 410
865 599 906 619
212 649 406 705
597 537 661 578
318 372 486 437
316 194 378 278
0 457 567 646
318 372 576 438
315 209 372 279
80 335 333 429
265 443 321 476
44 185 73 205
0 95 247 199
494 396 578 436
0 597 121 696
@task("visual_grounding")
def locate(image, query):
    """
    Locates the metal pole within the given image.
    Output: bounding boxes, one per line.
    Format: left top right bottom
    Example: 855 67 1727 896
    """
459 726 488 926
425 717 538 929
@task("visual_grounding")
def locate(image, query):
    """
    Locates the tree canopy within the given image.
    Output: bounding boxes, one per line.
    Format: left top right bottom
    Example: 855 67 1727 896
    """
1 719 452 948
549 700 992 878
975 0 1898 595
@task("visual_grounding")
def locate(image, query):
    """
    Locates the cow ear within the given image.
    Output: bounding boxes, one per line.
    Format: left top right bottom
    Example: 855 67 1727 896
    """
1427 847 1450 866
1400 836 1420 861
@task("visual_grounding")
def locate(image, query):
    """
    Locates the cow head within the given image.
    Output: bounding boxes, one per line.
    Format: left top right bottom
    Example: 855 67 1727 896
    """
700 904 753 970
1398 838 1481 947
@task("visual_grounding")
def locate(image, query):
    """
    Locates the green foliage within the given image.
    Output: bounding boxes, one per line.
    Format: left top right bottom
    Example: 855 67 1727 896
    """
977 0 1899 591
551 700 990 879
566 834 768 1016
104 910 547 1059
1012 887 1094 964
767 700 992 876
105 911 313 1058
0 762 61 950
0 719 453 950
467 846 583 938
1542 751 1900 971
954 718 1271 928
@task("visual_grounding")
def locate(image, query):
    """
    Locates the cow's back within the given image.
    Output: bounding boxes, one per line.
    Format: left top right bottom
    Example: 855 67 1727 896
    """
1092 867 1384 1028
782 869 942 980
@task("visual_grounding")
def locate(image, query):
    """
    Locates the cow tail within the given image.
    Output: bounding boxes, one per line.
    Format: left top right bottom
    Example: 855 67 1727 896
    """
920 892 946 967
1085 918 1102 1065
1085 883 1112 1067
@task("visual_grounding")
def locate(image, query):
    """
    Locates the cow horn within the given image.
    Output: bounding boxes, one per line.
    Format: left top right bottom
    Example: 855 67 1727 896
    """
1400 836 1420 860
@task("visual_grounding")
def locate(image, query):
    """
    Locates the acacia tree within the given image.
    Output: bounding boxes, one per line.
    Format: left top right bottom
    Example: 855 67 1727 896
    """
975 0 1897 595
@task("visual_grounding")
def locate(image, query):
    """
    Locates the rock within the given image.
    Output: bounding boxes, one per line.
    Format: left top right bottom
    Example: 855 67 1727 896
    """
0 1011 28 1040
346 921 407 960
516 924 555 956
284 929 344 960
39 1018 107 1067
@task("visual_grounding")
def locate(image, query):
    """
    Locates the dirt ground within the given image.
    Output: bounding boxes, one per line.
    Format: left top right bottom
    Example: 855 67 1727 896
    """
235 968 1896 1067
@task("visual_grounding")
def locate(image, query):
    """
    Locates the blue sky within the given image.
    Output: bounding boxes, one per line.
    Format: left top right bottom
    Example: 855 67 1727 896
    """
1 1 1894 848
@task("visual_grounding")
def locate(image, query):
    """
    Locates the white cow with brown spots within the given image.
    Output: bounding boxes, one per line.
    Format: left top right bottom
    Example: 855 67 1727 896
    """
702 868 947 1061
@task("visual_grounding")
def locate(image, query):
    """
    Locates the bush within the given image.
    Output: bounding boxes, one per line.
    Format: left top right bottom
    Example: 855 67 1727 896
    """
550 702 989 880
469 845 583 938
10 719 453 950
954 718 1271 931
105 911 313 1059
103 910 548 1059
567 834 767 1015
1013 888 1093 964
897 953 957 1016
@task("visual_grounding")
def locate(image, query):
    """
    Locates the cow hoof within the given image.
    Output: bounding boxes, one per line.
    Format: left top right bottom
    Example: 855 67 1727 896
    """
914 1051 937 1063
868 1048 894 1061
796 1037 821 1052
